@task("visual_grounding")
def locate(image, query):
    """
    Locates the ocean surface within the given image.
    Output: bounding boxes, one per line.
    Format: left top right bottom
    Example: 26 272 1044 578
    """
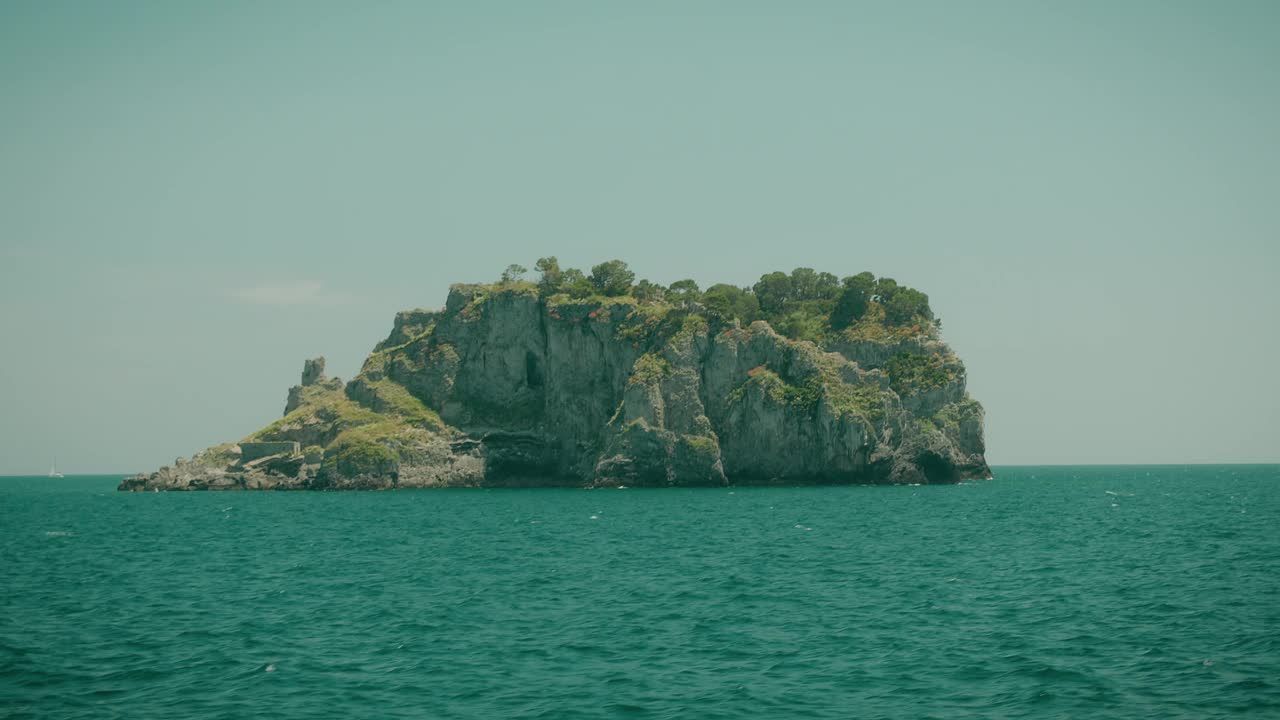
1 466 1277 719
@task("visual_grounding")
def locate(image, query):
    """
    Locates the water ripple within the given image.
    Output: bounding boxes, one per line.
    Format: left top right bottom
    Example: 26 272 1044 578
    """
1 467 1279 718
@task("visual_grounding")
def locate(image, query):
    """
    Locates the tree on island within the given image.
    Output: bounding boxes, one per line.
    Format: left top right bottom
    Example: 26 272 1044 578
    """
885 287 932 325
632 279 664 303
831 272 875 330
752 271 791 315
703 283 758 324
667 279 701 307
589 260 635 297
501 264 528 283
561 268 595 298
534 257 562 295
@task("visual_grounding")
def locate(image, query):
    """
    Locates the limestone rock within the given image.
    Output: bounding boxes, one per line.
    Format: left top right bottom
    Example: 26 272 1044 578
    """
121 275 988 491
286 358 343 414
301 357 326 386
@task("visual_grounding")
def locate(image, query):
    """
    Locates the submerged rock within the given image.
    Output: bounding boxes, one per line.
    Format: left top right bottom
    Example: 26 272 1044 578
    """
121 271 990 491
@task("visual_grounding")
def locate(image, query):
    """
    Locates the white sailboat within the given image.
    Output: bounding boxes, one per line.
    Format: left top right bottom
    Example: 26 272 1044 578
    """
48 459 64 478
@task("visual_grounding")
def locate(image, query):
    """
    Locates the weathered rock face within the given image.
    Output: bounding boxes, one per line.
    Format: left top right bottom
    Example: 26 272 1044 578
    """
121 282 989 491
284 358 343 415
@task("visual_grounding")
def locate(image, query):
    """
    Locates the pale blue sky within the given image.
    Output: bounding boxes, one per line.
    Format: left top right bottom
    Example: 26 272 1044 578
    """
2 1 1277 473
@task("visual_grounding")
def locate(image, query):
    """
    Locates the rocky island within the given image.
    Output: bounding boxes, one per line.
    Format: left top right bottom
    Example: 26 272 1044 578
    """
120 260 989 491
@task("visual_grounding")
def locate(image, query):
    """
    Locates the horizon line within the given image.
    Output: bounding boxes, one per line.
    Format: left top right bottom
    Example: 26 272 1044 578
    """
2 461 1279 479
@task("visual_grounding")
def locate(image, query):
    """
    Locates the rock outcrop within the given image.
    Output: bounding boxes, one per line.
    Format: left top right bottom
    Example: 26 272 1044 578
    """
121 277 989 491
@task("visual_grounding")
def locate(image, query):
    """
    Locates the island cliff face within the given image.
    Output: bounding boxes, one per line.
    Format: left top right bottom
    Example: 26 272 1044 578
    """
120 267 989 491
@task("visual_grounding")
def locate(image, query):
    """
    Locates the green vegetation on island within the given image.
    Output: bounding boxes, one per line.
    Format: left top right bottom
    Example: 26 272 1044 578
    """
523 257 936 344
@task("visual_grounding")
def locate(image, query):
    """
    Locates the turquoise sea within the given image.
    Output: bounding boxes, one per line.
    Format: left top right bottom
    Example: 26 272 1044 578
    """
2 466 1277 719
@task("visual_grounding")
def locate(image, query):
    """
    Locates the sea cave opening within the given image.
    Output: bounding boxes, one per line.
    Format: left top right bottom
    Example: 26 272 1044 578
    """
919 452 959 484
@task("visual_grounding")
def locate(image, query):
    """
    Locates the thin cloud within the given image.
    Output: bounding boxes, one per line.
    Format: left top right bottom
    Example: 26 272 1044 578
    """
227 281 352 306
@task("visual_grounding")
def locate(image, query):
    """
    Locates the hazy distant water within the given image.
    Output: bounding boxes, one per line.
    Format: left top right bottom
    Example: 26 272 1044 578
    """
2 467 1277 719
